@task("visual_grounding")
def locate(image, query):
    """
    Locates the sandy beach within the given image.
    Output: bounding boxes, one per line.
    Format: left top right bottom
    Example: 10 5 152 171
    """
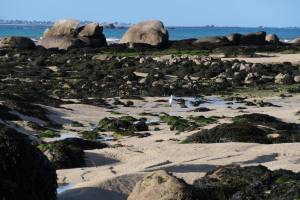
54 95 300 200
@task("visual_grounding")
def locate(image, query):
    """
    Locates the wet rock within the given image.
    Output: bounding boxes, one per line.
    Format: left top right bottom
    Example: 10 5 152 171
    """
120 20 169 47
0 124 57 200
0 36 35 49
128 170 194 200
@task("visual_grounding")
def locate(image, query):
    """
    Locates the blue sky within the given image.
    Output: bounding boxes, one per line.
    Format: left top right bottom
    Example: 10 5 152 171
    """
1 0 300 27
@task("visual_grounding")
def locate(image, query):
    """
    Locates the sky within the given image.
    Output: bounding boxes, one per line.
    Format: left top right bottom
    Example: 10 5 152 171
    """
1 0 300 27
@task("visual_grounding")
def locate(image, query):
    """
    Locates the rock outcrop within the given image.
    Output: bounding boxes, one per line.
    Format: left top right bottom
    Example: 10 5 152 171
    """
0 36 35 49
120 20 169 47
128 170 194 200
0 124 57 200
37 19 107 50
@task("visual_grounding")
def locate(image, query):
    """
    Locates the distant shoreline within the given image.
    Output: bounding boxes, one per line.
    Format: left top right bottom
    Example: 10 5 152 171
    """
1 24 300 30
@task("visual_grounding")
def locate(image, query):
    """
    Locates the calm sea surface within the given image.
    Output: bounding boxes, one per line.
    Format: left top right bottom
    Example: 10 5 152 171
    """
1 25 300 41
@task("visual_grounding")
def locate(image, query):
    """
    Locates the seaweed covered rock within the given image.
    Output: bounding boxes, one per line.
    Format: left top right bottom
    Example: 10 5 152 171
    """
193 165 300 200
159 113 218 132
128 170 195 200
39 138 107 169
98 116 149 134
0 124 57 200
186 122 270 144
186 113 300 144
232 113 298 130
120 20 169 47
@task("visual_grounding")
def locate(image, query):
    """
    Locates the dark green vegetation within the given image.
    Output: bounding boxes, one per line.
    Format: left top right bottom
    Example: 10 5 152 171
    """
38 138 107 169
159 113 218 132
0 124 57 200
193 165 300 200
98 116 148 136
186 113 300 144
39 130 60 138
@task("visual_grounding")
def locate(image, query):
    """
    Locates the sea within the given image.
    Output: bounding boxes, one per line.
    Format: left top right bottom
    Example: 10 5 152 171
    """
1 25 300 42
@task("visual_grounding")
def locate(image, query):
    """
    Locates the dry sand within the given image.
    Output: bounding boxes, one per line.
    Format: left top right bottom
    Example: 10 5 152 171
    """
56 95 300 200
221 53 300 64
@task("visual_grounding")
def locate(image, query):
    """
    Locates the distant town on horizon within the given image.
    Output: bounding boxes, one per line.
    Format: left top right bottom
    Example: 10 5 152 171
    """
0 19 299 29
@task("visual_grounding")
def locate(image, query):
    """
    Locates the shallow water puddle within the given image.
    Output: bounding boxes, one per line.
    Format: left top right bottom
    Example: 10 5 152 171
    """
170 96 245 109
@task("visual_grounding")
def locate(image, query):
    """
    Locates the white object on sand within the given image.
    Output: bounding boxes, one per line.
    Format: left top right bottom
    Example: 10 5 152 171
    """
169 95 176 106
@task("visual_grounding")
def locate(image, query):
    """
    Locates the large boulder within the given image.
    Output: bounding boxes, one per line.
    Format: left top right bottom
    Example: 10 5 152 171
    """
78 23 103 38
0 36 35 49
240 31 266 45
128 170 194 200
37 36 85 50
120 20 169 47
266 34 280 44
43 19 80 37
193 36 230 47
77 23 107 47
0 124 57 200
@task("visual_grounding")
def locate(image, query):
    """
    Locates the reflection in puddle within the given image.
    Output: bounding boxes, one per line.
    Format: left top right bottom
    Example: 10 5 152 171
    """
57 183 74 194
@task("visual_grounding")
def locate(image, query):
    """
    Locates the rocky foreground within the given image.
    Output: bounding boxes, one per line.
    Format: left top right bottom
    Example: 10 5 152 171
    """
1 19 300 200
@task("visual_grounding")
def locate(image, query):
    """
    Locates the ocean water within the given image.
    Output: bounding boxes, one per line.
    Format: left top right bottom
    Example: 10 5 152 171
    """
1 25 300 41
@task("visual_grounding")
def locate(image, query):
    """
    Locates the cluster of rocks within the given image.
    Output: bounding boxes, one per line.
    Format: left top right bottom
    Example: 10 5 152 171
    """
128 165 300 200
2 19 300 51
192 31 279 48
0 48 299 105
